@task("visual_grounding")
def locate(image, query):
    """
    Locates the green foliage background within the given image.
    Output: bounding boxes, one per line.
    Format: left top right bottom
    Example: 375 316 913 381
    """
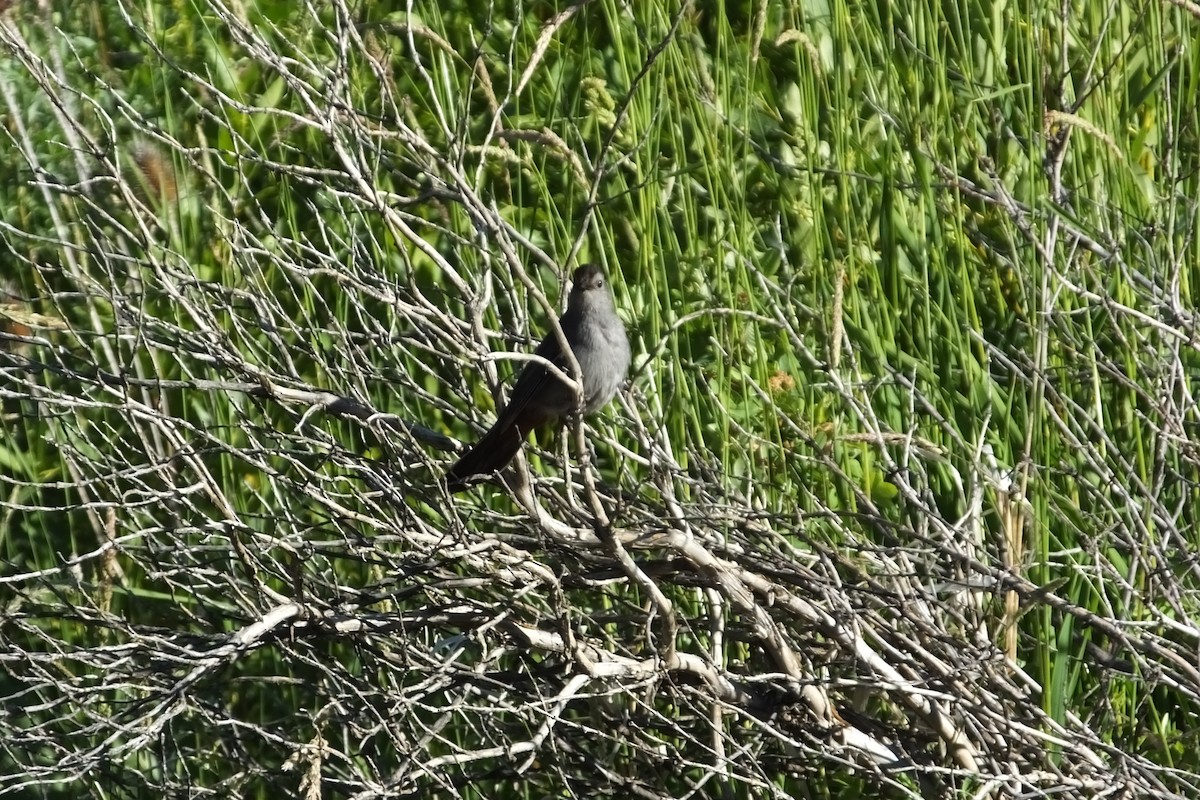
2 0 1200 796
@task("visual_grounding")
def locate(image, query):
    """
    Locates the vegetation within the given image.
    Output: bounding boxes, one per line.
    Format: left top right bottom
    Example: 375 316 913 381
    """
2 0 1199 797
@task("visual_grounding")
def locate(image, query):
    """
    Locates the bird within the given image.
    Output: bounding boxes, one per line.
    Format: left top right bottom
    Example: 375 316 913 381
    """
446 264 630 492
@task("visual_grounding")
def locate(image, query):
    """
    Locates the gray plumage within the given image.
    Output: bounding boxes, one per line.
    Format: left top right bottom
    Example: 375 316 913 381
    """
446 264 630 491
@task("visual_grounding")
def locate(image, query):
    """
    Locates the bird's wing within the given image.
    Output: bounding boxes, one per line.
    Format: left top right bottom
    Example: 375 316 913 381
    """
493 319 579 431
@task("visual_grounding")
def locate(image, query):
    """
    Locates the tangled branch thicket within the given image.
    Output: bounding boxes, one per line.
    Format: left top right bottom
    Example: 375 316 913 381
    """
2 1 1200 798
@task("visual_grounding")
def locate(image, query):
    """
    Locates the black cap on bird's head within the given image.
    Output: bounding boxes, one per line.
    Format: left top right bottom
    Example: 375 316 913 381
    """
571 264 607 292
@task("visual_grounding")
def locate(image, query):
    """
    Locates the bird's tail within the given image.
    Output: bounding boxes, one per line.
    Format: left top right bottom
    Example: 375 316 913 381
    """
445 419 527 492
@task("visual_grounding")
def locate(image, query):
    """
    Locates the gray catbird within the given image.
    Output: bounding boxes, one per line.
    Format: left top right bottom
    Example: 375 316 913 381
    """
446 264 630 491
